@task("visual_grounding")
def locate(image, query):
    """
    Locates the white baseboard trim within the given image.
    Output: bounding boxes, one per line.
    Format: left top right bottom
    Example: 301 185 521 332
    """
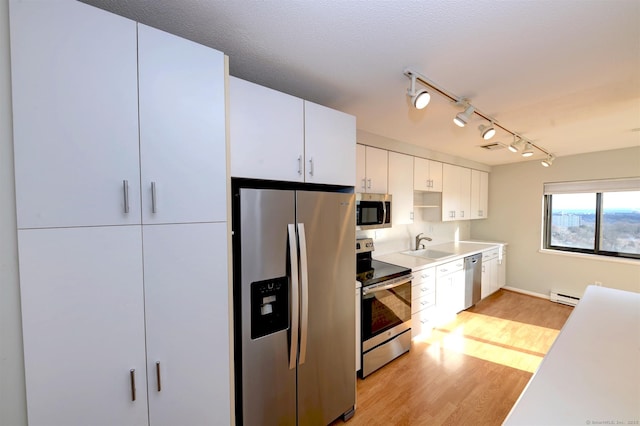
502 286 548 300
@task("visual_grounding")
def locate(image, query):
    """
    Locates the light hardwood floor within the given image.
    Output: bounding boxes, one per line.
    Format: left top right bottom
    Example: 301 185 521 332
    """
335 289 574 426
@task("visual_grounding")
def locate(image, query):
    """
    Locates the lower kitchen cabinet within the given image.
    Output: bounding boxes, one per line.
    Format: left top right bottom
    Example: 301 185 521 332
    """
481 247 508 298
17 223 229 426
411 266 436 338
435 259 465 323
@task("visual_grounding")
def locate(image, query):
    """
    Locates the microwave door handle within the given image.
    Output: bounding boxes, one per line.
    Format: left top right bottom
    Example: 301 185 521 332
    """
287 224 300 370
381 201 387 224
297 223 309 366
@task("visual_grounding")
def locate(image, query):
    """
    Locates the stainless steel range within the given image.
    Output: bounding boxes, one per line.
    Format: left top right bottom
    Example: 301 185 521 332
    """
356 238 412 378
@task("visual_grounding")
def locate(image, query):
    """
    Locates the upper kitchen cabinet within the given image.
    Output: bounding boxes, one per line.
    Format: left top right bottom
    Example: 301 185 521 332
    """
230 77 355 186
414 157 443 192
388 151 414 225
470 169 489 219
356 144 388 193
442 164 471 221
10 2 227 229
304 101 356 186
10 0 141 229
138 25 226 224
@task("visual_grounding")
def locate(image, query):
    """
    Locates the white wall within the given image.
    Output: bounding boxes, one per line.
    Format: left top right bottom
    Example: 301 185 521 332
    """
0 0 28 424
471 147 640 297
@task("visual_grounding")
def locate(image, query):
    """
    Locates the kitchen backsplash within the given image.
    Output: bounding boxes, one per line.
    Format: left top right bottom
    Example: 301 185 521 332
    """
356 220 471 256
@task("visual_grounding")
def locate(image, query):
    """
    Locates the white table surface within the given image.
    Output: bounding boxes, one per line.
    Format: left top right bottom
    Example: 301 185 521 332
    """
503 285 640 426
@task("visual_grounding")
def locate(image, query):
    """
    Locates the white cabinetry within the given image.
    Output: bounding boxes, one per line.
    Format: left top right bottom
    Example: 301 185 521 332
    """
229 77 355 186
470 170 489 220
411 267 436 339
481 246 507 299
356 144 388 193
10 2 229 425
414 157 443 192
442 164 471 221
435 259 466 323
388 151 414 225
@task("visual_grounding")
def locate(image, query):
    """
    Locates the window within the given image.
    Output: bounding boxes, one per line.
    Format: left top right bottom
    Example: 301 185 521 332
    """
543 178 640 260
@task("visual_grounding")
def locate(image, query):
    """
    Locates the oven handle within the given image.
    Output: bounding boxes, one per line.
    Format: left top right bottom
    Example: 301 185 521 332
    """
362 275 412 295
287 224 300 370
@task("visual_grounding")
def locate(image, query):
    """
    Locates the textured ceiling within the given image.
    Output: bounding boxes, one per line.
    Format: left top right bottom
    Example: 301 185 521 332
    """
80 0 640 166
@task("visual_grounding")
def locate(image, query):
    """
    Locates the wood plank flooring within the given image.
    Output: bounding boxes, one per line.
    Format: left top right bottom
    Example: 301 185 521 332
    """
334 289 574 426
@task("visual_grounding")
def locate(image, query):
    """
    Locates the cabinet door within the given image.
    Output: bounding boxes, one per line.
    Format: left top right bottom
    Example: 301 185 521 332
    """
365 146 388 193
414 157 431 191
304 101 356 186
388 152 414 225
471 170 489 219
138 25 226 224
441 164 459 221
356 144 367 192
10 0 141 229
229 77 304 182
18 226 147 426
481 260 491 299
458 167 471 219
143 223 230 426
429 161 443 192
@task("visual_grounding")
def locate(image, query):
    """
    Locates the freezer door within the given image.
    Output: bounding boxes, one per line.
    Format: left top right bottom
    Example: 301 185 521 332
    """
296 191 356 425
238 188 296 426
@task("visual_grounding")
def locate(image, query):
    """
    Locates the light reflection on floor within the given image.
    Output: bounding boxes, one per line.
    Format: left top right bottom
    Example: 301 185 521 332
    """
414 311 561 373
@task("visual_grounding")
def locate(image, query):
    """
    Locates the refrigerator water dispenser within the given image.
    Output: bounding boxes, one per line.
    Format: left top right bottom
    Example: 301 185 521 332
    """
250 277 289 339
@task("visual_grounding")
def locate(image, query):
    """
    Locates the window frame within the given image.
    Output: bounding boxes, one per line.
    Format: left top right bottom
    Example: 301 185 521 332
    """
543 179 640 260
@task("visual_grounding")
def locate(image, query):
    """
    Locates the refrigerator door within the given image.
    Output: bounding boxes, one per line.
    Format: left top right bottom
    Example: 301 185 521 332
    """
238 188 297 426
296 191 356 425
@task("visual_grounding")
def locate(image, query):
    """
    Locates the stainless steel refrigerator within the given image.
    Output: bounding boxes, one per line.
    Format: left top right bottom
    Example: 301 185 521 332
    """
232 180 356 426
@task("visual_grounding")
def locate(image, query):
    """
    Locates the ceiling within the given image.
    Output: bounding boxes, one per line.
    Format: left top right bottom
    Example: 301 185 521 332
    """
81 0 640 167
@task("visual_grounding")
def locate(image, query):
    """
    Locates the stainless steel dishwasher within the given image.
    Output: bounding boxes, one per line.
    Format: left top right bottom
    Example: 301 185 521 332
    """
464 253 482 309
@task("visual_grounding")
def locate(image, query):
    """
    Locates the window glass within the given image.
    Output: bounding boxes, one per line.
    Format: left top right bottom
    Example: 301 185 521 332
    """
600 191 640 255
549 193 596 250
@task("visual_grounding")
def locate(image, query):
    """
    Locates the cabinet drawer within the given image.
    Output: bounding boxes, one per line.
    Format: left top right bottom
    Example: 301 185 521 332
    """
436 259 464 277
483 248 499 261
412 266 435 285
412 279 436 301
412 292 436 314
411 305 437 338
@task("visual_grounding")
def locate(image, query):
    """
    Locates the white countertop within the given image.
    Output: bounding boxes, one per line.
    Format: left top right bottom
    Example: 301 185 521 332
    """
375 241 505 271
504 285 640 425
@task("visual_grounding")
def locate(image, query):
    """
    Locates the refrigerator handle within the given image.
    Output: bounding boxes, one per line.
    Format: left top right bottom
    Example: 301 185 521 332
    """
297 223 309 365
287 224 300 370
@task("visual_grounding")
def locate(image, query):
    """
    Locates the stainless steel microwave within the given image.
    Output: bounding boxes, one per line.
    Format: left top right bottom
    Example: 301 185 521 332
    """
356 193 392 229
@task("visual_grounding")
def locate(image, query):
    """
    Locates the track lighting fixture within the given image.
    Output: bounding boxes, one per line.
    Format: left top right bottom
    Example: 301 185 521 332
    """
453 105 475 127
541 155 555 167
479 122 496 140
406 74 431 109
403 68 555 166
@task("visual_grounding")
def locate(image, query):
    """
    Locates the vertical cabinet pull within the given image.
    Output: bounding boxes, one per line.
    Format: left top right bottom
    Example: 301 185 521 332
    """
156 361 162 392
151 181 157 213
308 158 314 177
367 178 372 189
130 369 136 401
297 156 302 175
361 178 366 190
123 180 129 214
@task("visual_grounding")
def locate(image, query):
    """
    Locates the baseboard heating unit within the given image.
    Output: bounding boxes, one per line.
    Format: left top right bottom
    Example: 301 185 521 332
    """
549 289 581 307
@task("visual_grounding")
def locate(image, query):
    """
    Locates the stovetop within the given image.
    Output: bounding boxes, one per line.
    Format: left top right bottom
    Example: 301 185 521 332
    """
356 259 411 287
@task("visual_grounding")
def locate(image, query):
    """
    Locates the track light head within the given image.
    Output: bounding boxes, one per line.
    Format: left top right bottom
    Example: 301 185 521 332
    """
508 135 522 153
522 143 534 157
453 105 475 127
479 123 496 140
407 74 431 109
541 155 555 167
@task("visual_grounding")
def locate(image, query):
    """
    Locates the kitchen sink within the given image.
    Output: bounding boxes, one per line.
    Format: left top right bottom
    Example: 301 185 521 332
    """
401 249 454 259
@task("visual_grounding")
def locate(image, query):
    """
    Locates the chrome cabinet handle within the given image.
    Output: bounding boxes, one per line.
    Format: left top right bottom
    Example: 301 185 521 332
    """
151 181 157 213
156 361 162 392
297 223 309 366
287 224 299 370
460 211 465 218
361 178 366 189
123 180 129 214
297 156 302 175
130 369 136 401
367 178 372 189
308 158 314 177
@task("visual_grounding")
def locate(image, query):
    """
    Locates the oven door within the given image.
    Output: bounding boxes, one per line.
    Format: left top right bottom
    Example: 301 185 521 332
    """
361 275 411 352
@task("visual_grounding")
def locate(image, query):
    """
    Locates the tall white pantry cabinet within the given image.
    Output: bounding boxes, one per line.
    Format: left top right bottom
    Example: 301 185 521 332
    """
10 1 230 426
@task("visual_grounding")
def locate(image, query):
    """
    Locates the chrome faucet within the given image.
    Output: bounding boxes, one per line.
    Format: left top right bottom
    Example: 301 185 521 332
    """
415 233 432 250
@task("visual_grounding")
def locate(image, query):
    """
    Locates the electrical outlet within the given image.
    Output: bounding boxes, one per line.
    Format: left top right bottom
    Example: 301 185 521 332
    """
594 281 602 286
